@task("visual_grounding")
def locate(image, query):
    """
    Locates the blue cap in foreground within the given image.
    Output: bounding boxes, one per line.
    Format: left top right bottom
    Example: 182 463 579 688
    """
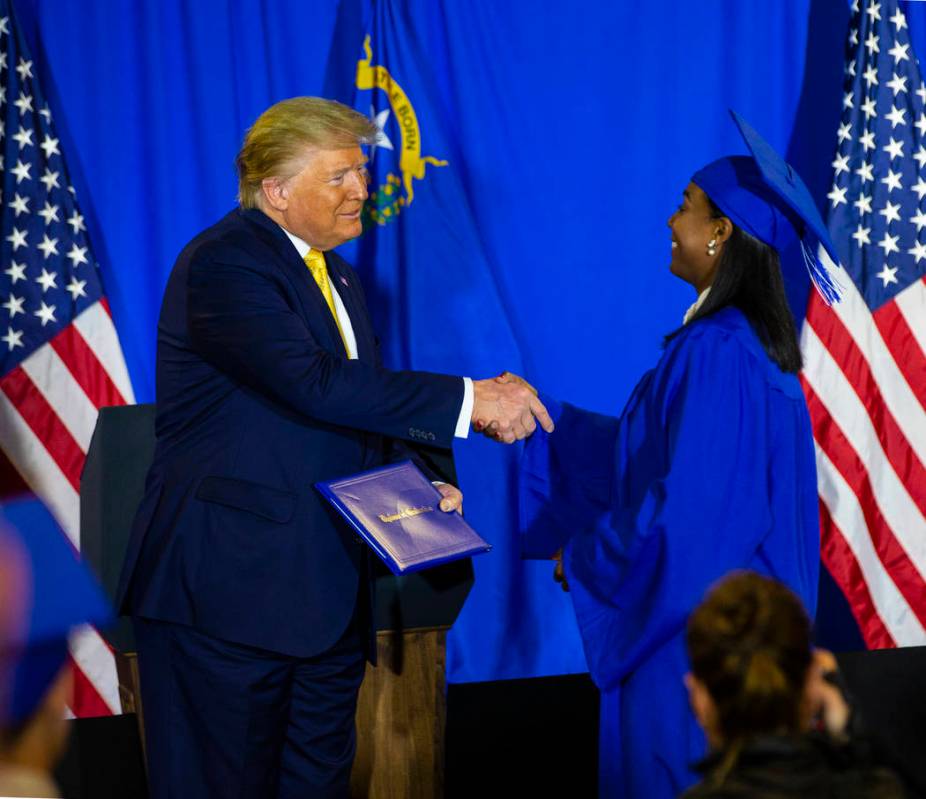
0 516 112 725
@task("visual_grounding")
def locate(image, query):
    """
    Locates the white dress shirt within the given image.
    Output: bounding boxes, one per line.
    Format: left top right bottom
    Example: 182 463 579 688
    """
280 227 473 438
682 286 712 325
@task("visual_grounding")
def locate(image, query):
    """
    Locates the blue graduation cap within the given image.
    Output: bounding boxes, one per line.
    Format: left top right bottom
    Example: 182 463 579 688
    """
692 110 841 304
0 515 112 725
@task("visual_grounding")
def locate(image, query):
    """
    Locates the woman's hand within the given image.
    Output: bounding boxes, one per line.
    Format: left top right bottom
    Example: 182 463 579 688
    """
553 548 569 592
804 649 851 740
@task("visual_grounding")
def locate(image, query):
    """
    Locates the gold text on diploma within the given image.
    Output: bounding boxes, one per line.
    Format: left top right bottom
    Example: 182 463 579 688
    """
378 506 434 523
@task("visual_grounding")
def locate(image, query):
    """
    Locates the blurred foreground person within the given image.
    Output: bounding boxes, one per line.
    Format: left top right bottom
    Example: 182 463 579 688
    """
683 571 904 798
0 517 112 798
0 526 28 722
512 111 836 797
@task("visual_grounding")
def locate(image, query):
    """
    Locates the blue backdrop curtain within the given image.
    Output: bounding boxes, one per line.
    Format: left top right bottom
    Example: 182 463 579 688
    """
9 0 926 683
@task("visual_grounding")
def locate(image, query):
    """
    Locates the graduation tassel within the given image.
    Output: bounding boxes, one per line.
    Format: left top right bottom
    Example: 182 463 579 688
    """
800 238 842 305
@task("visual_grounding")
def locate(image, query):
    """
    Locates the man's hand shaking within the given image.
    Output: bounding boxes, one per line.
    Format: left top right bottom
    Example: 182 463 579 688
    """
471 371 553 443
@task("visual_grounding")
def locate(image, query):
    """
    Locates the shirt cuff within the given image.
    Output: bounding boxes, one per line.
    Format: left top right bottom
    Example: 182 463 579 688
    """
454 377 474 439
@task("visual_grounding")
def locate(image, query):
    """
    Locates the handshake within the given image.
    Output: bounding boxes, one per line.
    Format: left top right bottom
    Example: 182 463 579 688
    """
471 372 554 443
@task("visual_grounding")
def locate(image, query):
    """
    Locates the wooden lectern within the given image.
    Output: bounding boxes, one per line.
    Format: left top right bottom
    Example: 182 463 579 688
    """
80 405 474 799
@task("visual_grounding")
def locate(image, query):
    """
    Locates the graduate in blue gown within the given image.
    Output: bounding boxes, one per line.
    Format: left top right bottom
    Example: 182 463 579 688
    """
513 113 842 798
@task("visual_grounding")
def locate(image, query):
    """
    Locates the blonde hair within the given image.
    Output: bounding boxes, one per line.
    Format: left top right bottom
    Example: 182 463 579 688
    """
236 97 377 208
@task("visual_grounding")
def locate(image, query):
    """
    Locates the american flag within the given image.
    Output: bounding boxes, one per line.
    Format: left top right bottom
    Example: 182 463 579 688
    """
0 1 133 714
801 0 926 648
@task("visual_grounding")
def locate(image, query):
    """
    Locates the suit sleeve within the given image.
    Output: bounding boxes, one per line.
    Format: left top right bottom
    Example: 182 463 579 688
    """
186 253 464 447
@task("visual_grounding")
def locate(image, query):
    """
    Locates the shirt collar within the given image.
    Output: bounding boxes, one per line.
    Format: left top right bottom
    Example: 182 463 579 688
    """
683 286 711 325
279 226 312 260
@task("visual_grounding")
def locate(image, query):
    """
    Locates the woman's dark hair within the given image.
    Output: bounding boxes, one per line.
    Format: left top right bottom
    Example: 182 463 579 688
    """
666 196 803 373
687 571 812 784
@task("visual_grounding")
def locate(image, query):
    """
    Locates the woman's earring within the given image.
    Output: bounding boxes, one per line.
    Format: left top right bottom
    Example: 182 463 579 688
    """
707 239 717 256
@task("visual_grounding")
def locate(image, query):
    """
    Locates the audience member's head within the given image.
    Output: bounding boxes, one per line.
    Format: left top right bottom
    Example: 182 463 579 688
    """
684 571 907 797
0 526 29 724
685 571 813 750
0 513 112 796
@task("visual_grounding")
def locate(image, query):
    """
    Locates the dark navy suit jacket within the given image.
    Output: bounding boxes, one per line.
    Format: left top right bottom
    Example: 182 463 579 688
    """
115 208 463 657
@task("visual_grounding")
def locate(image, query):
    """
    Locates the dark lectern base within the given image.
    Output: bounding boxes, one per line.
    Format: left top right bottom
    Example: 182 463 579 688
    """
446 673 599 798
55 714 148 799
53 671 596 799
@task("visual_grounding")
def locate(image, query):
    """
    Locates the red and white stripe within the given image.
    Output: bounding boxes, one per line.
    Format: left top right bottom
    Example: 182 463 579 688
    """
0 300 133 716
801 255 926 648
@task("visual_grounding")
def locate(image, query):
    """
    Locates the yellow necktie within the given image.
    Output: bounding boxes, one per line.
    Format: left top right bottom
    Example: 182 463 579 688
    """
304 249 349 352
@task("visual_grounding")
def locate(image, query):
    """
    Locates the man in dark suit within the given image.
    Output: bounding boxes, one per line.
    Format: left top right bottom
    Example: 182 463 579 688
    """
115 97 552 799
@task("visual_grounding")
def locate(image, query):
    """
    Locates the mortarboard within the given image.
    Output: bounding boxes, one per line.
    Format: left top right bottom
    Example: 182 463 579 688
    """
692 110 841 304
0 514 112 725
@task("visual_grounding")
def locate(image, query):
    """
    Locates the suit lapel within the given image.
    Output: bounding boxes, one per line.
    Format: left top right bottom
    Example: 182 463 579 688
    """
327 250 376 364
238 209 348 357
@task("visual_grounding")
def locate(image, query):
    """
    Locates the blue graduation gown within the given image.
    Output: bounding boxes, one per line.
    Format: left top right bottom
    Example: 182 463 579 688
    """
519 307 820 798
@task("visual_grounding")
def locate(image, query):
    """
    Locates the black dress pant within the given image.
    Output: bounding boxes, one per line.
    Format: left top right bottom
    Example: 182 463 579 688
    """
134 615 366 799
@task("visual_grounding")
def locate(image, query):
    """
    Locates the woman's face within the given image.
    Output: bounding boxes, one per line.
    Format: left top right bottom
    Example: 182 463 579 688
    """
667 182 723 293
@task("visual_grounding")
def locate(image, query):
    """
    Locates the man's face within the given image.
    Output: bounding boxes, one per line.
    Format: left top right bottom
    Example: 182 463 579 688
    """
276 146 369 250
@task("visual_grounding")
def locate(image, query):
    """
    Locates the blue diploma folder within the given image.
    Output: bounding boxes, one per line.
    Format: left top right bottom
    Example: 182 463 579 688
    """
316 460 492 575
